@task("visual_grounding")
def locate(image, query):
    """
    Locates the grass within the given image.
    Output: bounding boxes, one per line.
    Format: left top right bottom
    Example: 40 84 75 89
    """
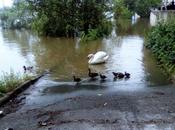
0 70 33 97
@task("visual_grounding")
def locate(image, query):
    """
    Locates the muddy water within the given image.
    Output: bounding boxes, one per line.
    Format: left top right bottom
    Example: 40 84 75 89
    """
0 19 171 93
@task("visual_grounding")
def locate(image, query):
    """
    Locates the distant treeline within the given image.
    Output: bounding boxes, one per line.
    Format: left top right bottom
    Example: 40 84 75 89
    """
0 0 162 40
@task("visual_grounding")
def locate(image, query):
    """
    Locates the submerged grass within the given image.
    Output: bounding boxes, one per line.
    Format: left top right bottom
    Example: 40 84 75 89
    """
0 70 33 96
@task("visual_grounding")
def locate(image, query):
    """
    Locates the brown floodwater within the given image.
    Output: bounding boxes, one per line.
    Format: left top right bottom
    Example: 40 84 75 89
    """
0 18 171 91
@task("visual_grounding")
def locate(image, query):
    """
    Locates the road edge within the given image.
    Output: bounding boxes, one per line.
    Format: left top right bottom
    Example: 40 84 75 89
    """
0 74 44 106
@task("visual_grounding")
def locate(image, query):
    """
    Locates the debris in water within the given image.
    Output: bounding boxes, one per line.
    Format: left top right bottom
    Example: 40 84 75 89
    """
0 110 3 115
4 128 13 130
104 102 107 106
0 110 4 117
97 94 102 96
38 121 47 126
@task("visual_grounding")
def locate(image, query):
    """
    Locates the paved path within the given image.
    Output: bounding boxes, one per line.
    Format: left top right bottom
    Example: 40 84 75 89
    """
0 77 175 130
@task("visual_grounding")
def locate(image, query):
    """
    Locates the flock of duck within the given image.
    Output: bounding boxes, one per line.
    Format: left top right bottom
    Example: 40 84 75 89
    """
23 65 130 84
73 51 131 83
73 68 131 83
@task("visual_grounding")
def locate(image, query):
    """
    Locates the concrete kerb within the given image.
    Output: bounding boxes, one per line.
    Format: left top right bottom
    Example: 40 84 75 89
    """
0 74 44 106
172 74 175 84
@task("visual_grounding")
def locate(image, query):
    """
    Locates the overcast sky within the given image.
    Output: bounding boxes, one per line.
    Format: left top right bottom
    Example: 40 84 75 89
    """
0 0 13 8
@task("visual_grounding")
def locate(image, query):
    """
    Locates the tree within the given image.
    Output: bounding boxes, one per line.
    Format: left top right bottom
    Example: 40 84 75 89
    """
0 0 32 29
113 0 161 18
27 0 111 38
113 0 133 19
134 0 161 17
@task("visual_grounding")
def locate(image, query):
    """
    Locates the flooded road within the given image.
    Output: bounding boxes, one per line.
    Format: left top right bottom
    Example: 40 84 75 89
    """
0 18 170 84
0 18 172 109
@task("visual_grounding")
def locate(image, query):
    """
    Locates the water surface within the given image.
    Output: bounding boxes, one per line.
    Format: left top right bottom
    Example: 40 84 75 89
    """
0 19 171 93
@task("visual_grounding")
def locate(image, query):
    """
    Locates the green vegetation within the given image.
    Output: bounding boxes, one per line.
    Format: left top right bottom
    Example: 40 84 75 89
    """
80 20 112 42
0 0 32 29
114 0 161 18
146 19 175 74
0 70 33 96
113 0 133 19
134 0 161 17
0 0 162 41
27 0 112 39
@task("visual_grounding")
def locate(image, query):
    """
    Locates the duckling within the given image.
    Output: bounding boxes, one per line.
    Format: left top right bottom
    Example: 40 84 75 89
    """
88 68 98 78
100 74 107 80
73 76 81 83
124 72 130 78
117 72 125 79
112 72 124 79
112 72 119 78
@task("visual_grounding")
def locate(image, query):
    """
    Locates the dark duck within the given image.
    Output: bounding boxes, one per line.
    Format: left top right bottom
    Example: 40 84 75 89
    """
112 72 119 78
112 72 124 79
117 72 125 79
100 74 107 80
73 76 81 83
124 72 130 78
88 68 98 78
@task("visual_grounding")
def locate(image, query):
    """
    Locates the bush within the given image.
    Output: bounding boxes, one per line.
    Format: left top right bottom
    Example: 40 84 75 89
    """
146 19 175 74
80 20 112 42
114 0 133 19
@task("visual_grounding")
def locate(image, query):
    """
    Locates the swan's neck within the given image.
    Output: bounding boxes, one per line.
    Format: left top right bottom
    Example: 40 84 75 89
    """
88 55 94 63
88 54 94 59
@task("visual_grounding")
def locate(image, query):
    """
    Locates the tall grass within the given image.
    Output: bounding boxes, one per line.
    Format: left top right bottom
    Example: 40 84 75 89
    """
0 70 33 96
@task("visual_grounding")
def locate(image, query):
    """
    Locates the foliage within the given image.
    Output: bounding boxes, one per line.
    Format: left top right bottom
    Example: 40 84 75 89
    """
80 19 112 42
0 70 33 95
113 0 133 19
27 0 112 39
134 0 161 17
80 29 99 42
113 0 161 18
123 0 136 12
146 18 175 74
0 0 32 29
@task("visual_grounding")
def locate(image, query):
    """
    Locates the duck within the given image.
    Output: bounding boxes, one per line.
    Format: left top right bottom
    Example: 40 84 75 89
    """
73 76 81 83
112 72 124 79
100 74 107 80
23 66 33 72
124 72 130 78
117 73 125 79
112 72 119 77
87 51 109 65
88 68 98 78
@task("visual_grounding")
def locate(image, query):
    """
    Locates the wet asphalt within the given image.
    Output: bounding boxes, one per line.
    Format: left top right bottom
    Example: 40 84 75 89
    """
0 76 175 130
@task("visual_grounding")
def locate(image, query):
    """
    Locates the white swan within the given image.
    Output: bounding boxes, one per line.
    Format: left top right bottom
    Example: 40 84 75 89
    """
87 51 109 65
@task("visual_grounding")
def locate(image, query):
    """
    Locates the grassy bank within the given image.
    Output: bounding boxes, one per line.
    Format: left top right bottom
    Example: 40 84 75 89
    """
146 18 175 79
0 71 33 97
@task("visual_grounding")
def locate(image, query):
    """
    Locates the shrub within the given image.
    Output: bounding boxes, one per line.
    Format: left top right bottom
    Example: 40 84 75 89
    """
146 18 175 74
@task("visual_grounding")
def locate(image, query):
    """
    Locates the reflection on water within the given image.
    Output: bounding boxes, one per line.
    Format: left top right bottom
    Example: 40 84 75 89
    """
116 18 151 36
0 18 171 90
43 84 107 94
